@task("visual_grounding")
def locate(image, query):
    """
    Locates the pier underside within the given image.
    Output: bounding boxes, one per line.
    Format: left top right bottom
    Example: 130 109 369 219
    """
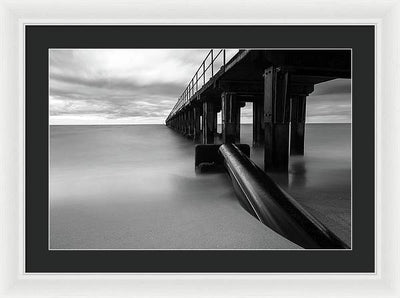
166 50 351 172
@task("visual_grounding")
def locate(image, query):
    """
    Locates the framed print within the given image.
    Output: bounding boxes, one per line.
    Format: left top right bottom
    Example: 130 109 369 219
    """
25 25 372 273
1 0 400 297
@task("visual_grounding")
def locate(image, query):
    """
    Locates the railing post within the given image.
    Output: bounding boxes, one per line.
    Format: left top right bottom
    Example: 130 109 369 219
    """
223 50 226 71
211 50 214 76
203 62 206 84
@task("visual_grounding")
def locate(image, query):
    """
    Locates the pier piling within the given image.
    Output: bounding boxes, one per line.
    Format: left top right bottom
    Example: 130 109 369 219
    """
221 92 239 144
193 106 201 141
202 101 215 144
253 97 265 146
290 95 307 155
264 66 291 172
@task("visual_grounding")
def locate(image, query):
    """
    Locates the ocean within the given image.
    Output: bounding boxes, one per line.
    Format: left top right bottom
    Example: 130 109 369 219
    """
50 124 351 249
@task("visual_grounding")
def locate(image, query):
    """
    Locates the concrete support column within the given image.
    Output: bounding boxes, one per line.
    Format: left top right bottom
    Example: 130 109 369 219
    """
182 112 186 135
190 108 195 138
290 95 306 155
213 109 218 137
186 110 190 136
184 110 189 136
221 92 239 144
183 112 187 135
189 110 193 136
185 111 189 136
202 101 215 144
180 113 184 134
186 110 191 137
264 66 291 172
235 104 242 143
253 97 265 146
193 106 201 141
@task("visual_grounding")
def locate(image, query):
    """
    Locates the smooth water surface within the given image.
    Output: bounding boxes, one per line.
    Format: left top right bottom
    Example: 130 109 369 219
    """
50 124 351 249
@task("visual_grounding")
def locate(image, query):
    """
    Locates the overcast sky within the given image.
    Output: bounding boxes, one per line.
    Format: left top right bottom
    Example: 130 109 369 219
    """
49 49 351 125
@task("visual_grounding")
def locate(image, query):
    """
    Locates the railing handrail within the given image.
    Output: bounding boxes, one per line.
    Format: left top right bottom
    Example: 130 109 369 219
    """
166 49 227 121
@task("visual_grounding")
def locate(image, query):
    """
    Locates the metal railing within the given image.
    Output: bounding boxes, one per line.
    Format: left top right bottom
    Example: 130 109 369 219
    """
166 49 227 121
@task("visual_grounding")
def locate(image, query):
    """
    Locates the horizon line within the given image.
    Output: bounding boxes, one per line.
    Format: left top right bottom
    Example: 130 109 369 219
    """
49 122 352 126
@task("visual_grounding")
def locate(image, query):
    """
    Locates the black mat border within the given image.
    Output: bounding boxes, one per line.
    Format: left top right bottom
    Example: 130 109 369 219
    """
25 25 375 273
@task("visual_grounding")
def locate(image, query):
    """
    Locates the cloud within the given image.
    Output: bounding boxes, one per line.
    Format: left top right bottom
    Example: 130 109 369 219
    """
49 50 351 125
49 49 213 124
306 79 351 123
310 79 351 96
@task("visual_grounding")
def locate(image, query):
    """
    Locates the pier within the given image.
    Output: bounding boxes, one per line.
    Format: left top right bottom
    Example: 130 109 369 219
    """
165 50 351 248
166 50 351 171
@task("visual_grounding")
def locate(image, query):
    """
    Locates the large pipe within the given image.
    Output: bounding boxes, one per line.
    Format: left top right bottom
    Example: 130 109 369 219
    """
219 143 349 249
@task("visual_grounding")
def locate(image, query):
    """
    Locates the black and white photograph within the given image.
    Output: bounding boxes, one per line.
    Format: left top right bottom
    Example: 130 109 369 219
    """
5 0 398 291
49 48 352 250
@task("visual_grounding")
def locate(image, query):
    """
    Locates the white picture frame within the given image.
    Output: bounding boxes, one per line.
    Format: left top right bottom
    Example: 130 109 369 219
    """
0 0 399 296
